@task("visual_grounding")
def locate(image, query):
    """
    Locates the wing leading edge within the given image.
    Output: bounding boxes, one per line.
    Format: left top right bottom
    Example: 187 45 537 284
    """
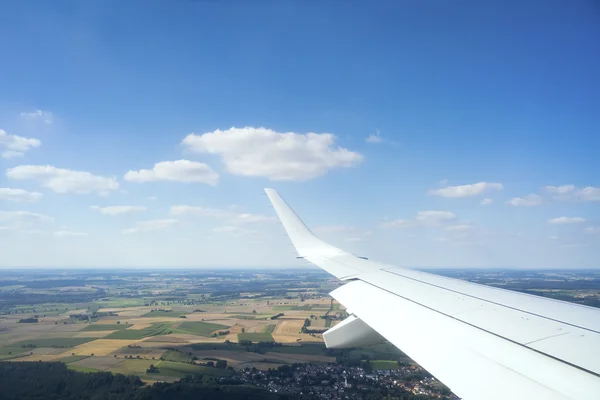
264 188 600 400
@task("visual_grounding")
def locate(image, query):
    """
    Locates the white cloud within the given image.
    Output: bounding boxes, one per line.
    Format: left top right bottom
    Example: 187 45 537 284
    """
212 226 256 235
575 187 600 202
90 205 147 215
7 165 119 195
480 198 493 205
182 127 363 181
0 210 53 231
54 230 87 237
507 194 542 207
444 224 472 232
0 188 43 203
548 236 559 240
0 129 41 159
122 219 178 234
169 205 274 224
545 185 575 195
548 217 586 225
380 219 413 228
147 196 158 201
20 110 54 124
124 160 219 185
545 185 600 202
429 182 503 198
416 210 456 223
382 211 456 229
584 227 600 234
365 129 382 143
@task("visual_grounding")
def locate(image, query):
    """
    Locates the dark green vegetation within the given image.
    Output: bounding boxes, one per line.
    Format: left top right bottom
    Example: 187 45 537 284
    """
141 310 187 318
106 323 170 339
0 362 290 400
177 321 229 336
238 332 275 343
81 323 131 331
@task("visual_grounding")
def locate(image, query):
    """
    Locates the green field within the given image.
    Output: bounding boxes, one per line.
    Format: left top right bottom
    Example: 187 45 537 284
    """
106 323 170 340
263 324 276 333
238 333 274 343
177 321 228 336
162 349 193 363
141 310 187 318
155 360 230 378
59 355 90 363
81 323 131 331
67 364 99 373
12 337 96 348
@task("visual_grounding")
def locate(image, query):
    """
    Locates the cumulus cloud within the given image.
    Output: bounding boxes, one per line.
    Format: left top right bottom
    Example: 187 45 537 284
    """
170 205 273 224
507 194 542 207
90 205 147 215
0 129 41 159
20 110 54 124
0 188 43 203
429 182 503 198
545 185 600 202
182 127 363 181
6 165 119 195
480 198 493 205
548 217 586 225
54 230 87 237
122 219 177 234
124 160 219 185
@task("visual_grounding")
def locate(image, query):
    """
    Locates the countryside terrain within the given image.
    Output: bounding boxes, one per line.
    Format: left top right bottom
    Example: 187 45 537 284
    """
0 269 357 382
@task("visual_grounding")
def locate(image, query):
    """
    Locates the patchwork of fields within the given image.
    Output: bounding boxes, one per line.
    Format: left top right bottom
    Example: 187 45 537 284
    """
0 275 347 382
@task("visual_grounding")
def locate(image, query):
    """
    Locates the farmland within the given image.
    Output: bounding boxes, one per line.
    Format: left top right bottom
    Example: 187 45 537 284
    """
0 268 581 399
0 269 351 382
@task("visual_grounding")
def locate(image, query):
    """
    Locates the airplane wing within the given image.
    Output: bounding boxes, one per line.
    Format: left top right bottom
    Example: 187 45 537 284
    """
265 188 600 400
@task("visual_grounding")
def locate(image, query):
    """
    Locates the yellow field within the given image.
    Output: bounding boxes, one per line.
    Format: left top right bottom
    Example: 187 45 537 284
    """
275 319 304 334
69 339 139 356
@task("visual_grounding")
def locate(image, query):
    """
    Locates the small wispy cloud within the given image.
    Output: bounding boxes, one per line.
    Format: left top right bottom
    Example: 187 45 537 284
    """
429 182 503 198
91 205 147 215
507 194 542 207
548 217 586 225
122 219 177 234
365 129 383 144
20 109 54 125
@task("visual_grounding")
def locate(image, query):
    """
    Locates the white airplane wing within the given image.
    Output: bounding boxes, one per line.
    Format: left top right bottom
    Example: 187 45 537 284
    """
265 188 600 400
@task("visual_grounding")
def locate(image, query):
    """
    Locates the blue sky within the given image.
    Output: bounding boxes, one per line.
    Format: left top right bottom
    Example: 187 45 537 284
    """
0 1 598 268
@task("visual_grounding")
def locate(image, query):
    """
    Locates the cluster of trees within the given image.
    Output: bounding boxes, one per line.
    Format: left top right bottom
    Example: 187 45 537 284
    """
212 330 230 337
270 313 284 320
0 362 287 399
301 319 326 334
18 317 38 323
